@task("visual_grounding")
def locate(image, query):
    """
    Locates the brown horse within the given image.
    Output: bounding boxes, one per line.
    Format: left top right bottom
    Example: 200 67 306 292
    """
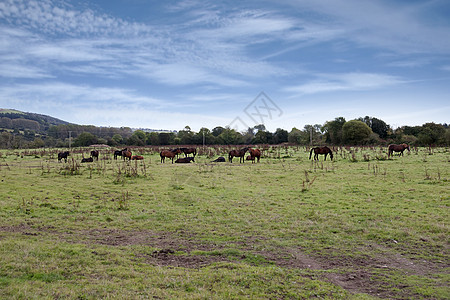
160 149 178 163
122 150 132 160
388 143 410 158
180 147 197 157
90 150 99 160
229 147 249 163
309 146 333 161
248 148 261 163
131 155 144 160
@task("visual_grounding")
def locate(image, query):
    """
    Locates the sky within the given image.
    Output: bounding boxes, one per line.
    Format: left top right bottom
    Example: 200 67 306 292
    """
0 0 449 132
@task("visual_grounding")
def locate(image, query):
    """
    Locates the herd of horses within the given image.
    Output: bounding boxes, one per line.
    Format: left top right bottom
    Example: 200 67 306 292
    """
56 143 411 164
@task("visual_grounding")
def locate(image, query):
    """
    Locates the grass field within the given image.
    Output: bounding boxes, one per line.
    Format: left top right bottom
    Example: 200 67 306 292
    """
0 146 448 299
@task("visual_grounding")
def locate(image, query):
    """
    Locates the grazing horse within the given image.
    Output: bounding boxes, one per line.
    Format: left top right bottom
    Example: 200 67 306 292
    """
309 146 333 161
114 148 128 160
180 147 197 158
160 149 178 163
388 143 410 158
228 147 249 163
175 157 195 163
248 148 261 163
81 157 93 163
122 150 132 161
131 155 144 160
211 156 226 162
58 151 70 162
90 150 99 160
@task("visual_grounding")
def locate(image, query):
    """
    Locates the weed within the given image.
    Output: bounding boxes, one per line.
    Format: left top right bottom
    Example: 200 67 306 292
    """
301 170 317 192
117 191 129 210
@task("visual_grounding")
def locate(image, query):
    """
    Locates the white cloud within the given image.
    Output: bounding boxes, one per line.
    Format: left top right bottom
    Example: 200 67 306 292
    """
0 63 52 79
284 0 450 54
285 72 404 95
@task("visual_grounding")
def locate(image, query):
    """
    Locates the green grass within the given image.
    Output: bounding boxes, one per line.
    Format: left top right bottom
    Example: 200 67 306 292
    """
0 146 448 299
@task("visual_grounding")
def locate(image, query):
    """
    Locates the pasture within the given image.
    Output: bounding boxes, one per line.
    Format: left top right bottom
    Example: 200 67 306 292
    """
0 146 448 299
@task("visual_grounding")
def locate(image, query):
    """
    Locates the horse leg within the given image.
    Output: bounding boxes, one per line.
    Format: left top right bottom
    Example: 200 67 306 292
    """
324 154 327 161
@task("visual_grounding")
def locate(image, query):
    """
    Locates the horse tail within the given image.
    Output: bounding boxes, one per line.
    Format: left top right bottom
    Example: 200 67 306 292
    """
309 148 314 160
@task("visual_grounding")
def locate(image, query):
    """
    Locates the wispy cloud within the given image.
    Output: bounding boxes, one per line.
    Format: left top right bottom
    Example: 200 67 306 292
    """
280 0 450 55
285 72 405 95
0 0 449 130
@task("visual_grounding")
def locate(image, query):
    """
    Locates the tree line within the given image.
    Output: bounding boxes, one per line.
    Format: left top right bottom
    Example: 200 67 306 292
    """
0 116 448 149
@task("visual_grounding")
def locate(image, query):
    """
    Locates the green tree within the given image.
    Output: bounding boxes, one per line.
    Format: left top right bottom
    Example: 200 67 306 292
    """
212 126 225 137
342 120 373 145
147 132 160 145
218 128 243 145
273 128 289 144
288 128 302 144
193 128 214 145
177 127 194 144
127 130 146 146
252 130 273 144
359 116 389 139
73 132 98 147
418 123 446 145
158 132 175 145
323 117 346 144
31 137 45 148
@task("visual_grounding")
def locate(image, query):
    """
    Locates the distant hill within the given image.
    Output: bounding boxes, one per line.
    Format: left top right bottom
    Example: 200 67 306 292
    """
0 108 70 132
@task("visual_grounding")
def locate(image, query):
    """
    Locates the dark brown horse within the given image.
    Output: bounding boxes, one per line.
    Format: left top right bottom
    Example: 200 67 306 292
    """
175 157 195 163
180 147 197 157
131 155 144 160
114 148 128 160
248 148 261 163
211 156 226 162
309 146 333 161
90 150 99 160
160 149 178 163
58 151 70 162
229 147 249 163
388 143 410 158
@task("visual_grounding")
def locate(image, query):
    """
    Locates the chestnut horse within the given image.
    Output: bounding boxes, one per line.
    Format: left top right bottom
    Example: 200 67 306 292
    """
309 146 333 161
248 148 261 163
228 147 249 163
160 149 178 163
122 149 132 161
388 143 410 158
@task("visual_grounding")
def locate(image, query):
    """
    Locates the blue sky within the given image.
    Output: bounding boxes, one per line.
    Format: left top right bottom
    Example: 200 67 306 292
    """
1 0 449 132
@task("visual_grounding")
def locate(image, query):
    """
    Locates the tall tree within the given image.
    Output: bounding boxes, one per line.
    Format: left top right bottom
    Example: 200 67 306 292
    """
323 117 346 144
342 120 373 145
